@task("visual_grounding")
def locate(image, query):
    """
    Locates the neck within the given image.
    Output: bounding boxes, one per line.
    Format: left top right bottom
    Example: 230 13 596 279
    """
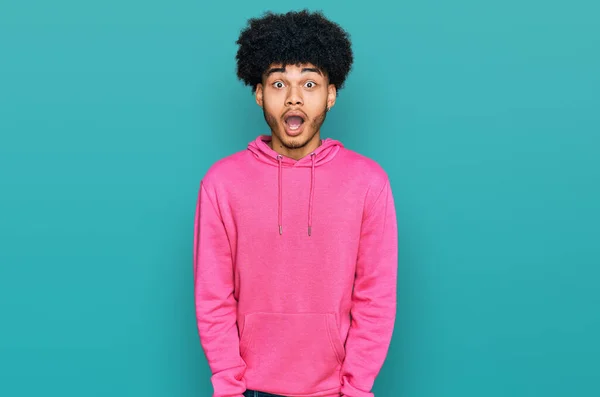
269 133 322 160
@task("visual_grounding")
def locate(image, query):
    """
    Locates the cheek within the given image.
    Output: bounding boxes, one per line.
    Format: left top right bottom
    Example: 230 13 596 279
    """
305 91 329 111
263 102 283 125
264 103 283 120
263 91 285 111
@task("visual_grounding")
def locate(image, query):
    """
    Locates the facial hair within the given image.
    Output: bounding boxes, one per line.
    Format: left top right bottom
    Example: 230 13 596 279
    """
263 104 329 150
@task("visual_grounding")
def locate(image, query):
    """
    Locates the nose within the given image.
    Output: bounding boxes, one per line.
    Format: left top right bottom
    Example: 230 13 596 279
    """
285 86 303 106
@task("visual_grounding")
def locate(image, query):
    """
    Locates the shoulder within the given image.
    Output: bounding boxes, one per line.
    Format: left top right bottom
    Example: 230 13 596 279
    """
337 147 389 185
335 147 394 211
200 149 250 190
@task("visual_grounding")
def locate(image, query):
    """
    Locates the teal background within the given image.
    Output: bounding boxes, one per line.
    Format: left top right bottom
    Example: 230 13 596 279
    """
1 0 598 396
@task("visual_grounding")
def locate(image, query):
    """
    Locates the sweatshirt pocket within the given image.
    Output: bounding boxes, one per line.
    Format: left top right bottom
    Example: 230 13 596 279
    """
239 312 346 393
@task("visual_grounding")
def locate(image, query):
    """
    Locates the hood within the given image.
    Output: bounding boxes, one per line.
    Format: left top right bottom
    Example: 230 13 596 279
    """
247 135 344 236
247 134 342 167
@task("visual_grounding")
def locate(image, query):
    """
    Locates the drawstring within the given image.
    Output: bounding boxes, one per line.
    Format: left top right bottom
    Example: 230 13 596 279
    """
308 153 316 236
276 152 317 237
277 155 283 235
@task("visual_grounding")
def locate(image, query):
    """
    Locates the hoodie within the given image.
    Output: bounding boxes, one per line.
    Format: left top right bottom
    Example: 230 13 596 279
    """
193 135 398 397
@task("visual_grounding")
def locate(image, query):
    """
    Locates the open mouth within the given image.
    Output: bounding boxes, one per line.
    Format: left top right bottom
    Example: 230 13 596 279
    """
284 114 305 131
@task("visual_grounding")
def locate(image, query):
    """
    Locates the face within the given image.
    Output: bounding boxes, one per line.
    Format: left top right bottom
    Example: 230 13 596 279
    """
255 63 336 158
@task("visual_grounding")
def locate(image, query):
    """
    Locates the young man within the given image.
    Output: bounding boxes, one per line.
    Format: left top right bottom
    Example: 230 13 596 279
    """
193 10 398 397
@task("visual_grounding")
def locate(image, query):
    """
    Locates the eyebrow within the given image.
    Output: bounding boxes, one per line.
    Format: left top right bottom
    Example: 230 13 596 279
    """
265 67 323 77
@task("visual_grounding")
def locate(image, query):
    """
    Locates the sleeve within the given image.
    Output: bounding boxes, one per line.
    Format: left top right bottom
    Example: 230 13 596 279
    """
193 181 246 397
340 179 398 397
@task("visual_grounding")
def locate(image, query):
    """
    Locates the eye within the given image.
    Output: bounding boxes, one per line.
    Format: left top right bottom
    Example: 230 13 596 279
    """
305 81 317 88
272 81 285 89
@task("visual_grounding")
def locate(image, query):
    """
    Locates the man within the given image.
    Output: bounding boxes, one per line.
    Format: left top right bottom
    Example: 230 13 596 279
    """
193 9 398 397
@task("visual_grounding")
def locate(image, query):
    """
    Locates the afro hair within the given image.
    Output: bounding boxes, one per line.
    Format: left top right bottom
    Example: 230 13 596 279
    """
235 9 353 93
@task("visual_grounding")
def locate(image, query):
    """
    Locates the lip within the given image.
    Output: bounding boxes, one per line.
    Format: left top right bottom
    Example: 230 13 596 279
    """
283 110 307 137
283 110 307 122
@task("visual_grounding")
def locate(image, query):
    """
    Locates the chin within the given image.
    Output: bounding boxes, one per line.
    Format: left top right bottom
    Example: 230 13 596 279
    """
280 130 315 149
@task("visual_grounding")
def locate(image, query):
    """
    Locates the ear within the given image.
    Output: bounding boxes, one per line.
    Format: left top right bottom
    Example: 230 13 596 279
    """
255 83 264 108
327 84 337 111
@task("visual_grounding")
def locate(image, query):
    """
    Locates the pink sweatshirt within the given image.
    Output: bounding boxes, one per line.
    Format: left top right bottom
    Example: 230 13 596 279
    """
193 135 398 397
